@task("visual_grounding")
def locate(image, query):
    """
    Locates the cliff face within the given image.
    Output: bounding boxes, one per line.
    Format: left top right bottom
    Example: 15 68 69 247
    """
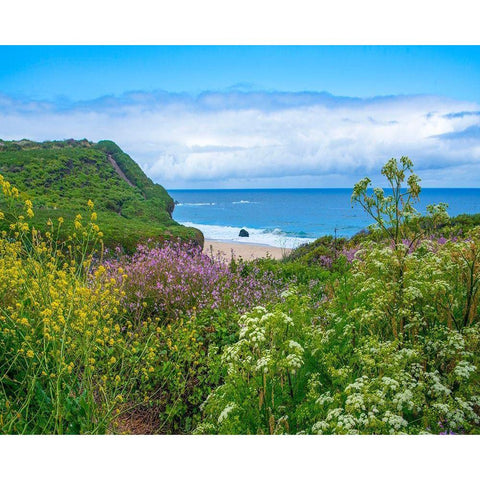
0 138 203 251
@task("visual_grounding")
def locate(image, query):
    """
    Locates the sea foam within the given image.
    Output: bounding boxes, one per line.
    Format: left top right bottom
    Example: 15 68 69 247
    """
182 222 313 249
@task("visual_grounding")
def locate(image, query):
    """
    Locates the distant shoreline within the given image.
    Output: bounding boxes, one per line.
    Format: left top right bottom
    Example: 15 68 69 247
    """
203 240 290 261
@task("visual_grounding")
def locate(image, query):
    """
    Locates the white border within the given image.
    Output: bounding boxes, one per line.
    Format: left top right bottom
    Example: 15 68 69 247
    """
0 1 478 477
1 435 478 479
1 0 480 44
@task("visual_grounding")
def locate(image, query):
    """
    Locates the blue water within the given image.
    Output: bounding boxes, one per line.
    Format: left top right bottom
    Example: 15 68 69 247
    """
170 189 480 248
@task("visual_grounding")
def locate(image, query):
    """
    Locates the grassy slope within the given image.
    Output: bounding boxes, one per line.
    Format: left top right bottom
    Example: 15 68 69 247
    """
0 138 202 251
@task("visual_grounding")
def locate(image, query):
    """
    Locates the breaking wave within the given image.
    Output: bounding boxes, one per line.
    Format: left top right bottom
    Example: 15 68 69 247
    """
181 222 314 249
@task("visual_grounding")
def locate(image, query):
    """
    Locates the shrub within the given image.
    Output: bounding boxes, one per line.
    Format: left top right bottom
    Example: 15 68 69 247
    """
195 290 315 434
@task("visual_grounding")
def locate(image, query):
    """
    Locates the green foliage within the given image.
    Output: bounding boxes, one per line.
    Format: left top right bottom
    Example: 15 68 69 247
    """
250 256 334 285
126 311 232 433
195 292 315 434
352 156 423 247
0 139 201 251
284 235 346 265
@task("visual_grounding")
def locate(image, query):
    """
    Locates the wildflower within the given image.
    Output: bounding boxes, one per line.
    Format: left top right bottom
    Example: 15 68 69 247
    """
218 403 236 423
288 340 304 353
74 215 82 229
454 361 476 380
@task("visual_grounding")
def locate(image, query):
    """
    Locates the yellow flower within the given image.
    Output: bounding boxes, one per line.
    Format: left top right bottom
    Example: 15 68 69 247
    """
95 265 106 278
26 350 34 358
19 317 30 326
87 199 94 210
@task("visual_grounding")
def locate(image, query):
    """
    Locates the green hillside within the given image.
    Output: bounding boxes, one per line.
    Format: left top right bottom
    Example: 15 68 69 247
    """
0 138 202 251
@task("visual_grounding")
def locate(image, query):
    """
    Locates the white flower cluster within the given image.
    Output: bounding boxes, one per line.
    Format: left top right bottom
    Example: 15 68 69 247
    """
426 371 452 397
404 286 423 301
248 326 266 345
255 355 271 374
285 353 303 373
192 422 215 434
288 340 304 353
345 375 369 393
382 411 408 432
218 402 237 424
280 286 298 299
282 313 294 326
392 389 414 412
315 392 333 406
345 393 366 412
454 360 477 380
381 376 400 391
447 332 466 352
311 421 328 434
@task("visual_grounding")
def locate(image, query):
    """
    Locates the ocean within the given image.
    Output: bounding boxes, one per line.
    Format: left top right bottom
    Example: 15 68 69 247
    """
170 189 480 248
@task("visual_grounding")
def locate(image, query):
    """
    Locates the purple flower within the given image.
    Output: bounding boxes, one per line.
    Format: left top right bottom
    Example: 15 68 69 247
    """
107 241 284 321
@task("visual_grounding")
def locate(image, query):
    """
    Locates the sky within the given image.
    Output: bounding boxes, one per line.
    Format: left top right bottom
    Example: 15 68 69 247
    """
0 46 479 188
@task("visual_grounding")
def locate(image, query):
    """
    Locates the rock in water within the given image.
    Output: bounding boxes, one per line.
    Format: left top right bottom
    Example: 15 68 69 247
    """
239 228 249 237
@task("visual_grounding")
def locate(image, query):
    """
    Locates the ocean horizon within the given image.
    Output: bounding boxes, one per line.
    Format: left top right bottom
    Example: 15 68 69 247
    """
171 188 480 248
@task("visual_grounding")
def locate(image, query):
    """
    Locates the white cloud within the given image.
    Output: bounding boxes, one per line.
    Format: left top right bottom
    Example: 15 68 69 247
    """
0 91 479 187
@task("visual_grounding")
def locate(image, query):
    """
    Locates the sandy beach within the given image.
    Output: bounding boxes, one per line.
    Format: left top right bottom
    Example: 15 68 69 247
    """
203 240 290 261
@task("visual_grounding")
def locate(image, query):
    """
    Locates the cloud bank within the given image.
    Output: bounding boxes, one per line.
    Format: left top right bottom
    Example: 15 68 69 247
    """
0 90 479 188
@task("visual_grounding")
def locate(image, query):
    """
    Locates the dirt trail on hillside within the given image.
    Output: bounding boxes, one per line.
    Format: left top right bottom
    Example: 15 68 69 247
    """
107 154 135 188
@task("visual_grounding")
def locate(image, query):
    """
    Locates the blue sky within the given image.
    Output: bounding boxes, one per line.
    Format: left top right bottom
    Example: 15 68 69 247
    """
1 46 480 101
0 46 479 188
